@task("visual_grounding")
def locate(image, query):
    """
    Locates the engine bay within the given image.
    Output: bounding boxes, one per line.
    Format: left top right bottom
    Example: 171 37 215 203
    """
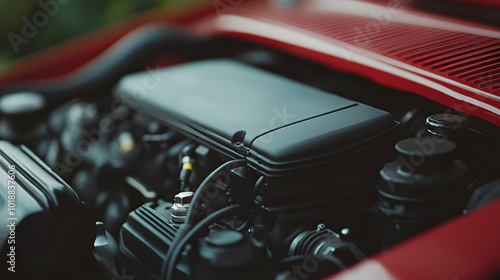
1 29 500 280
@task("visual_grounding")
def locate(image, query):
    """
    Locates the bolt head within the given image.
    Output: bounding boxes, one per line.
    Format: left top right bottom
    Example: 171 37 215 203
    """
174 191 194 205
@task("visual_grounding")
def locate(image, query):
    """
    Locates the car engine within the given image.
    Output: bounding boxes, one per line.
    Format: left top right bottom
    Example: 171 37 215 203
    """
1 24 500 280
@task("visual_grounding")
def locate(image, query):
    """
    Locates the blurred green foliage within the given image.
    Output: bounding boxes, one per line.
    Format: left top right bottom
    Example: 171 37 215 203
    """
0 0 207 65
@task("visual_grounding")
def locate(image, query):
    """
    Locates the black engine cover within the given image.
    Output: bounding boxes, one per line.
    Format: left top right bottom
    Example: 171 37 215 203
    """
114 59 400 206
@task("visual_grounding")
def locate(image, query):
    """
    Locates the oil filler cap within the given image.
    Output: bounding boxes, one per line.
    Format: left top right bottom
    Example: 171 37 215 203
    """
378 137 468 199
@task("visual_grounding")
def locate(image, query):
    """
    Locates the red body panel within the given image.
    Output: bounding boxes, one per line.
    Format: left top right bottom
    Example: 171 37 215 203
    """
1 1 499 279
207 0 500 126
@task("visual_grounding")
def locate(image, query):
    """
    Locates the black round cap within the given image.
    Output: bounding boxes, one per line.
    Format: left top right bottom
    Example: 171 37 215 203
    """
205 230 244 247
426 114 468 138
395 137 456 158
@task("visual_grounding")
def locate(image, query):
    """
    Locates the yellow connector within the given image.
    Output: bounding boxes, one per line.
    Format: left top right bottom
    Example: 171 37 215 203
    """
182 162 193 171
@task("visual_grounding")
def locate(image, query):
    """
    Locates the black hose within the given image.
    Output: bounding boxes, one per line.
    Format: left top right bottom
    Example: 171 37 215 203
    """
236 175 265 232
0 24 207 107
160 205 245 280
249 175 266 205
185 158 246 225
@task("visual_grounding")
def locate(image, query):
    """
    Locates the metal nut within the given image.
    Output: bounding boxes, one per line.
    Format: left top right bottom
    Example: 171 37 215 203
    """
171 191 194 223
171 204 189 223
174 191 194 205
